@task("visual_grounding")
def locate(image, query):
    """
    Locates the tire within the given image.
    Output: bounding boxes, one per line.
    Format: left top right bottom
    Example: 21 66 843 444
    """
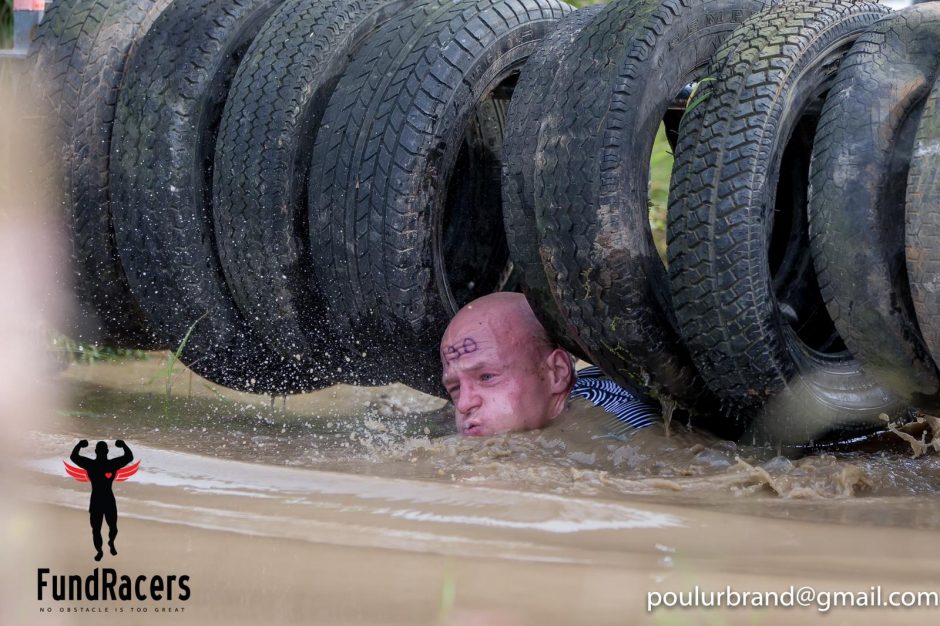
212 0 409 380
28 0 169 348
907 78 940 366
308 0 570 393
530 0 774 419
110 0 320 394
809 3 940 410
667 0 899 442
501 5 604 360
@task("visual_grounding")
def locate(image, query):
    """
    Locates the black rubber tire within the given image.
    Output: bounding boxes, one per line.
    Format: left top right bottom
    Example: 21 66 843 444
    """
667 0 899 442
809 3 940 409
907 78 940 366
308 0 570 393
110 0 322 394
501 5 604 360
28 0 169 348
529 0 773 418
212 0 409 378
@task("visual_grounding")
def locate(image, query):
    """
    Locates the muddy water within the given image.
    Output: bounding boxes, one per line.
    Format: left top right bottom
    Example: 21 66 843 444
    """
9 356 940 625
48 358 940 506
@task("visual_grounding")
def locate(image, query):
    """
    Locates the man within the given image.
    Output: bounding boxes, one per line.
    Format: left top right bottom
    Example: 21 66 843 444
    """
69 439 134 561
440 292 659 436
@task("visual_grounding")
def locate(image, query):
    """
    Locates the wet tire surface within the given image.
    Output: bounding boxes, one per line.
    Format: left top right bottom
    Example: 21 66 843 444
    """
668 0 898 441
527 0 775 423
501 5 604 360
110 0 323 393
28 0 170 348
212 0 409 381
809 3 940 409
907 77 940 367
308 0 569 394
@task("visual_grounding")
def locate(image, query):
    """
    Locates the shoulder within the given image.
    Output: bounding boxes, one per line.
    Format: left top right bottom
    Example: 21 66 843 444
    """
570 367 660 431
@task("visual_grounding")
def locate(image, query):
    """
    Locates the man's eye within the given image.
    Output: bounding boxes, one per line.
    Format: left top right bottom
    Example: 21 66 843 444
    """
480 373 495 382
447 385 460 395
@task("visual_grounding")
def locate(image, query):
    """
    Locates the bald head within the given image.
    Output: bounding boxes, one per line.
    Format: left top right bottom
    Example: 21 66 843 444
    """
441 292 552 362
440 293 573 436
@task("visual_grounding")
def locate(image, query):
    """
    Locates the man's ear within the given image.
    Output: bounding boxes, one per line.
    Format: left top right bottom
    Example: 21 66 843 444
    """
544 348 574 394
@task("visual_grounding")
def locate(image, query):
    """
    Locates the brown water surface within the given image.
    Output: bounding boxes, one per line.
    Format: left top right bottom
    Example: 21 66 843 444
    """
9 356 940 625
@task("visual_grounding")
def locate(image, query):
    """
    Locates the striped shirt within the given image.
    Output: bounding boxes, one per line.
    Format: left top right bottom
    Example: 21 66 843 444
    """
570 366 659 434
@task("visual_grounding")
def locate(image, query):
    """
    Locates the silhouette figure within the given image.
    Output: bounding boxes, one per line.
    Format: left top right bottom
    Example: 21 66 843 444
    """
68 440 134 561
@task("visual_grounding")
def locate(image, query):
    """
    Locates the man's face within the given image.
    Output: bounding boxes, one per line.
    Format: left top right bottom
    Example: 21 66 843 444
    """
441 308 558 436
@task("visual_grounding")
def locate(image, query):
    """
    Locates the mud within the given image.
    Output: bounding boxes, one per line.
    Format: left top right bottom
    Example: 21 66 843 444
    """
0 330 937 626
47 358 940 510
2 354 937 624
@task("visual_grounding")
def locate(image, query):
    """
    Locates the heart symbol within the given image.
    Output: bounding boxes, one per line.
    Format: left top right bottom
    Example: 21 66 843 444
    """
105 472 113 479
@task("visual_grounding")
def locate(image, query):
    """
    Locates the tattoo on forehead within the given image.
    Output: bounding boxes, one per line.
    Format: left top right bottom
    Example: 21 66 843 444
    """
443 337 478 362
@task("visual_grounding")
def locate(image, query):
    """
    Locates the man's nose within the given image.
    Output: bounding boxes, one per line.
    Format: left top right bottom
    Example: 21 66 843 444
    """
455 383 482 414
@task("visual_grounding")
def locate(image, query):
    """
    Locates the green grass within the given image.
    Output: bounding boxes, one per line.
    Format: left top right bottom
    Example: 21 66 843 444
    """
50 334 151 365
436 559 457 626
649 123 674 261
1 0 12 50
1 51 26 208
156 313 206 417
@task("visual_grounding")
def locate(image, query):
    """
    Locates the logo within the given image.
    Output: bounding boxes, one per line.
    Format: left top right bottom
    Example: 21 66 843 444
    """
37 439 191 610
62 439 138 561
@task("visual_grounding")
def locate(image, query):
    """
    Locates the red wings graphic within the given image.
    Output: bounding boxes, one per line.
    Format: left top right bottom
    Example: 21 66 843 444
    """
63 460 140 482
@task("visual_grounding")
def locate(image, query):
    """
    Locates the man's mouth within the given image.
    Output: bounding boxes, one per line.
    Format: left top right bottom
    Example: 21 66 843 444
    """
462 420 484 436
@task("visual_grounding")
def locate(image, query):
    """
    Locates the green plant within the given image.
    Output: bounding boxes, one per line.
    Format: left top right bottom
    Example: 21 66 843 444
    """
684 76 716 113
156 313 206 417
1 0 13 50
649 123 674 261
50 333 150 364
436 558 457 626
